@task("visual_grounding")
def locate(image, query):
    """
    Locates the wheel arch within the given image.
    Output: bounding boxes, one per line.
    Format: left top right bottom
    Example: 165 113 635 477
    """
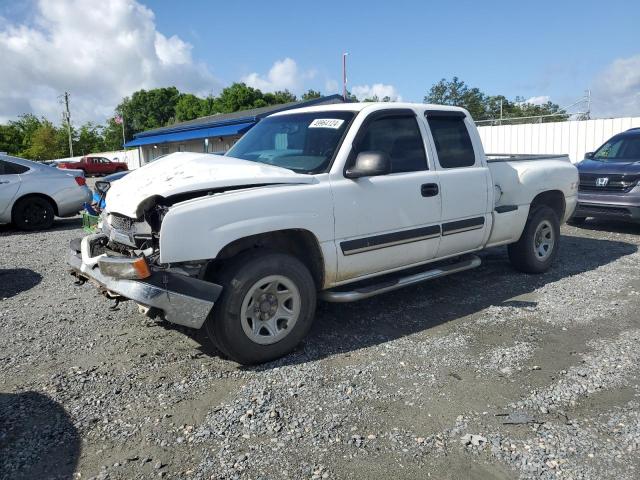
11 192 59 219
530 190 565 221
204 229 326 290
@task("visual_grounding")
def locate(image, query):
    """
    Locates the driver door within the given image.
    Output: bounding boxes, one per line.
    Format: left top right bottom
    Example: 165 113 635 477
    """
330 110 442 282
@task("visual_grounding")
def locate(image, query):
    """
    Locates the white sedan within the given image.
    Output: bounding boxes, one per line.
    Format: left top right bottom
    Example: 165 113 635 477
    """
0 154 92 230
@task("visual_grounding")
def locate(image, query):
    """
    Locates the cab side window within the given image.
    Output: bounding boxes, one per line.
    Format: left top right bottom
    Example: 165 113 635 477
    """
354 115 428 173
426 114 476 168
0 160 28 175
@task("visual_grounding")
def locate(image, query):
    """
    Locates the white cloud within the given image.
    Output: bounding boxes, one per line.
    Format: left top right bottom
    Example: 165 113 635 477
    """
351 83 401 101
242 58 316 93
592 54 640 117
523 95 550 106
0 0 219 123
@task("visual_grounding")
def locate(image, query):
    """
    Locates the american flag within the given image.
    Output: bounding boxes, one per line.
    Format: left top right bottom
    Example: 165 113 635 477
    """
114 115 123 125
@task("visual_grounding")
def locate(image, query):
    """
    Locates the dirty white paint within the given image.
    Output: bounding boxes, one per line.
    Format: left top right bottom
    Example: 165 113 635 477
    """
478 117 640 163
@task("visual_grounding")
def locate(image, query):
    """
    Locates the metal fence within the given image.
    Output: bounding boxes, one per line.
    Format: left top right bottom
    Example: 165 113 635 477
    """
477 117 640 163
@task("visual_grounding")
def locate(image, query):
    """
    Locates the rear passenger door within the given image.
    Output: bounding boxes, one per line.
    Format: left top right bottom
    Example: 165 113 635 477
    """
424 111 491 258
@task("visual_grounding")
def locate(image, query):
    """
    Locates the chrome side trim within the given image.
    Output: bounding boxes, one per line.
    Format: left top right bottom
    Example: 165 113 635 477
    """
441 225 484 236
343 232 441 255
340 224 441 256
320 255 481 303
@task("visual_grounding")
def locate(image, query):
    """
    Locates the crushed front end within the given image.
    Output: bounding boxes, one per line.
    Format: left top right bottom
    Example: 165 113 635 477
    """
67 209 222 329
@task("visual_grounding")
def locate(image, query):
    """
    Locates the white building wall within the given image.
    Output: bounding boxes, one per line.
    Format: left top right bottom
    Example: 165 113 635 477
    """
139 135 243 165
477 117 640 163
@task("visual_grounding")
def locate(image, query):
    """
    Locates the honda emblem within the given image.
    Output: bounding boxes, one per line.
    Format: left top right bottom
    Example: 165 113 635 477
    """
595 177 609 187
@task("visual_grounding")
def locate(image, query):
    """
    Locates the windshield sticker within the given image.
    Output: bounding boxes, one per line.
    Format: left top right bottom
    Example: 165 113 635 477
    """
309 118 345 129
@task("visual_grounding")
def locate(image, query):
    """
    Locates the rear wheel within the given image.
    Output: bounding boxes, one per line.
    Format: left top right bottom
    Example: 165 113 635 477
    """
12 196 55 230
508 206 560 274
205 250 317 364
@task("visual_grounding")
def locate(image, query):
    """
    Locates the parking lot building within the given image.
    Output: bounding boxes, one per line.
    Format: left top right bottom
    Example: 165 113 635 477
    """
125 94 345 164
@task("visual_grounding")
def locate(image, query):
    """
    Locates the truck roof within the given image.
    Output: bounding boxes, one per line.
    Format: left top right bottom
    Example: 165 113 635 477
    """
271 102 468 117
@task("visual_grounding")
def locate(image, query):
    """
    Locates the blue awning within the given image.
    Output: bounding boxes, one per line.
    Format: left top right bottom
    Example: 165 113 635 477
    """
125 121 255 147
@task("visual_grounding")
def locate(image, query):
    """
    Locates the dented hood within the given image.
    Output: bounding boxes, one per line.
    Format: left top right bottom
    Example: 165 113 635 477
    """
105 152 315 218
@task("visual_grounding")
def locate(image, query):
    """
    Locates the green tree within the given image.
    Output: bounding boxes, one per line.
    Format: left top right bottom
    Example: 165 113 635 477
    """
213 83 266 113
424 77 568 123
75 122 105 155
102 117 126 151
11 114 43 154
263 90 297 105
22 120 63 160
361 95 393 102
424 77 487 119
0 123 23 155
119 87 181 134
175 93 208 122
301 89 322 101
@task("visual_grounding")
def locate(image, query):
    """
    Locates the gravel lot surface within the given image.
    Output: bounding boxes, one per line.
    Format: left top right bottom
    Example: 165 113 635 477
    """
1 218 640 480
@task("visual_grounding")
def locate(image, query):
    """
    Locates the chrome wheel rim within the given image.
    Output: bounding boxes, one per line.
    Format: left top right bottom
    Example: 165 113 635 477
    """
533 220 555 261
240 275 301 345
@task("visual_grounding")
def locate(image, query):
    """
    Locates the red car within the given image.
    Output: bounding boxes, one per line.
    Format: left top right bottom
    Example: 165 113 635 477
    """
57 156 128 176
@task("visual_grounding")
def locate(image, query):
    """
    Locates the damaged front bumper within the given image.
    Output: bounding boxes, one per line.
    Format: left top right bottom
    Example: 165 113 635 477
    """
67 234 222 329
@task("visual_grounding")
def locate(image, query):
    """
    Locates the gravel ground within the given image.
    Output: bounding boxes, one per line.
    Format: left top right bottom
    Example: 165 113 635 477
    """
1 218 640 480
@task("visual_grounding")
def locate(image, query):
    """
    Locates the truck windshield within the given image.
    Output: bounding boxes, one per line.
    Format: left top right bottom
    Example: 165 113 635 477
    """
593 135 640 162
226 111 355 173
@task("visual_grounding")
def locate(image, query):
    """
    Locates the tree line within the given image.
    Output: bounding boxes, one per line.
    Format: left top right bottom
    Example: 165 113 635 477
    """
0 78 567 161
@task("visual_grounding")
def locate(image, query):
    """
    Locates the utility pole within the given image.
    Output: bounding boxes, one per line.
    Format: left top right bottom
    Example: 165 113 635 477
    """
499 99 503 126
342 52 349 101
63 91 74 157
122 114 126 148
586 89 591 120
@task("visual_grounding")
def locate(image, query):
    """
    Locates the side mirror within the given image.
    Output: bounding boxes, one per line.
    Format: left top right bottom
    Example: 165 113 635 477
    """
345 151 391 179
584 152 594 159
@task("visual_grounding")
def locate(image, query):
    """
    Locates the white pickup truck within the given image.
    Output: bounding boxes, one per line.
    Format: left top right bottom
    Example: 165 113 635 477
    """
68 103 578 364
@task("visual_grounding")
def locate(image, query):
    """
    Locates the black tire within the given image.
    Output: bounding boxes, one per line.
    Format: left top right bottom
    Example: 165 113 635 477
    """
205 250 317 364
508 206 560 274
12 196 55 231
567 216 586 226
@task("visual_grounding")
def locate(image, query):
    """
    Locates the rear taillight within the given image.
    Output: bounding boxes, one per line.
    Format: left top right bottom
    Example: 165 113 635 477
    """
75 176 86 186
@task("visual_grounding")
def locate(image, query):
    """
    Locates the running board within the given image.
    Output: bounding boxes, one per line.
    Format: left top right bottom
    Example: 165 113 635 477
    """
320 255 481 303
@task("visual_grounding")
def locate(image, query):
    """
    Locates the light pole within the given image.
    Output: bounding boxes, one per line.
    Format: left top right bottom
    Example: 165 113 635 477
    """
342 52 349 101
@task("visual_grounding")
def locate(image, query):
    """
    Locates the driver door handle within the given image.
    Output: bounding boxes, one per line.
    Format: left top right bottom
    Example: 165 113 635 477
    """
421 183 439 197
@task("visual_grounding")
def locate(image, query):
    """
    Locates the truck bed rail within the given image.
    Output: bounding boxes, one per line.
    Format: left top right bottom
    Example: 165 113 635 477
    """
486 153 570 163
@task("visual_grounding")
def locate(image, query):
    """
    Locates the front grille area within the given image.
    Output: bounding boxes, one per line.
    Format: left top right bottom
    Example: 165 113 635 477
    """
108 213 134 232
579 173 639 192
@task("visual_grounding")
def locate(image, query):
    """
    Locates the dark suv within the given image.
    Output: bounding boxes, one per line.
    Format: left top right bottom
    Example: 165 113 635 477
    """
571 128 640 224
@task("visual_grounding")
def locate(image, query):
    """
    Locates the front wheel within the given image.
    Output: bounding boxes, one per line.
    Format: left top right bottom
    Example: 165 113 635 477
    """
508 206 560 274
205 251 317 364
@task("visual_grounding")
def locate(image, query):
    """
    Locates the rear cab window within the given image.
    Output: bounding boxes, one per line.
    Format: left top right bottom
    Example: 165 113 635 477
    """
425 112 476 168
